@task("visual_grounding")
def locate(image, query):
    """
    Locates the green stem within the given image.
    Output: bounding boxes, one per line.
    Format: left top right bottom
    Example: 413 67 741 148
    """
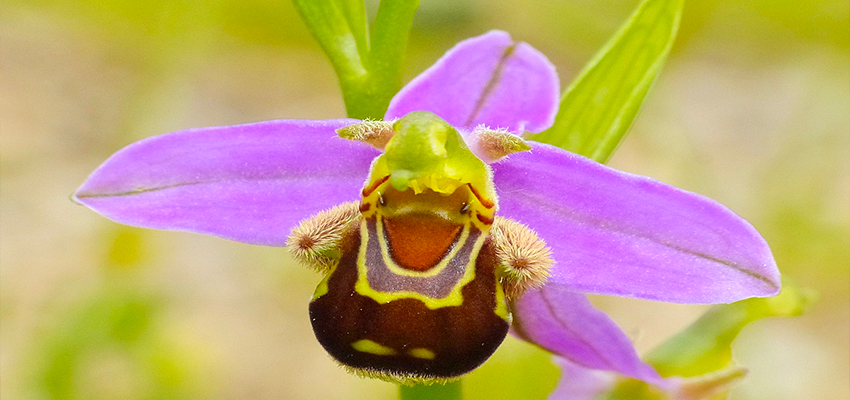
399 380 462 400
293 0 418 119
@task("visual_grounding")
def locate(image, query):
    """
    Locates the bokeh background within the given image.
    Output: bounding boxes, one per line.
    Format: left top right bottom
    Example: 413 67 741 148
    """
2 0 847 399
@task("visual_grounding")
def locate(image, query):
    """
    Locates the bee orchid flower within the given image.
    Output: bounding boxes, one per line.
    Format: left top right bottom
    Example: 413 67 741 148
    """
74 31 780 384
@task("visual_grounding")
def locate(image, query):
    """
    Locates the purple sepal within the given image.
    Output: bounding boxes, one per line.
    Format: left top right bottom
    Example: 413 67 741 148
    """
512 286 664 384
75 119 377 246
385 30 559 134
494 142 780 303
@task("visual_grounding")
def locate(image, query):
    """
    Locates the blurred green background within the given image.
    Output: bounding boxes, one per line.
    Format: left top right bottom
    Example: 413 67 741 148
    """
1 0 847 399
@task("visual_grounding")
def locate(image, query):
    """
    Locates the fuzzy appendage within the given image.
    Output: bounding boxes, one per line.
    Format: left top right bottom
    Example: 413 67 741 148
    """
336 119 396 149
286 201 361 272
491 217 553 300
469 125 531 163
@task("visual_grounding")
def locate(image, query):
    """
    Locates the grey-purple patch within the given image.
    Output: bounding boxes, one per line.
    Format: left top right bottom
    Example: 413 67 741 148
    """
362 217 481 299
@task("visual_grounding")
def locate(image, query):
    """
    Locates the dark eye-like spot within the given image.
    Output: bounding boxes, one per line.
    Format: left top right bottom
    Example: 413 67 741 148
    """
378 194 386 206
460 202 470 214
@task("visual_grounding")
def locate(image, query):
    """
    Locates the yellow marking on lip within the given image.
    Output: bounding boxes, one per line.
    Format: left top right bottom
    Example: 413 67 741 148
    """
408 348 436 360
494 279 511 322
311 262 338 300
351 339 397 356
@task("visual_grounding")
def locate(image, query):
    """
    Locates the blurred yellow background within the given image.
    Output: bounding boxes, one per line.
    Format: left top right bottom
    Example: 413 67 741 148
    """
1 1 847 399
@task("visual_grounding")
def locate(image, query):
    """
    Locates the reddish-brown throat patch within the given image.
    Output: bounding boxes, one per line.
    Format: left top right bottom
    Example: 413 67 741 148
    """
383 214 462 272
377 187 472 272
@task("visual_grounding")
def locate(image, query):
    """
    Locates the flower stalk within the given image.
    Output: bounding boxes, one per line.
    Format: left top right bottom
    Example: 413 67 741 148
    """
292 0 418 119
399 381 462 400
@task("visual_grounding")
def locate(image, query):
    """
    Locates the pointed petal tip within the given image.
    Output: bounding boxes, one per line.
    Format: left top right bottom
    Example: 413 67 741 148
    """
69 191 85 206
72 178 104 206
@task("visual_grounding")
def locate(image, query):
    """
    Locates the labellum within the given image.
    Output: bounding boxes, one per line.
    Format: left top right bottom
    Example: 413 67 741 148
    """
287 112 551 383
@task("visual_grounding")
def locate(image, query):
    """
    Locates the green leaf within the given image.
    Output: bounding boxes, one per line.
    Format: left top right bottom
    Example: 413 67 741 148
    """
293 0 418 119
367 0 418 116
291 0 366 80
645 280 817 378
530 0 684 163
338 0 369 62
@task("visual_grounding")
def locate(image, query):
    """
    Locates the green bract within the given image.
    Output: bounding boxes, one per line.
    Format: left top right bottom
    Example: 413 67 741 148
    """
532 0 684 163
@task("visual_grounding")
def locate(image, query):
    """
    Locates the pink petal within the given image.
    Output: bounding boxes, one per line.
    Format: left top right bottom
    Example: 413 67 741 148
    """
493 142 780 303
75 119 378 246
549 357 618 400
512 286 663 383
385 30 559 134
